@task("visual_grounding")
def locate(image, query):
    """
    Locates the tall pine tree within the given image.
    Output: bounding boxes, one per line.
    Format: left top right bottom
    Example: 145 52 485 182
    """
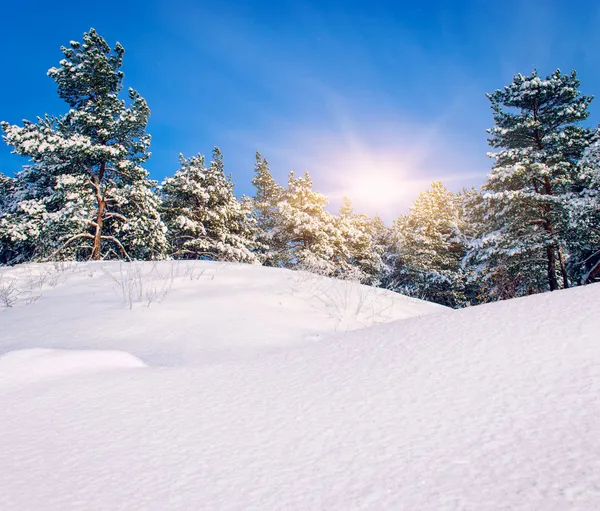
470 69 595 295
1 29 167 261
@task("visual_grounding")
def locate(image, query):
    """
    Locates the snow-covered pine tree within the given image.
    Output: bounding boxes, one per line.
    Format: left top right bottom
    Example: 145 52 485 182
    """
372 213 393 278
0 147 93 263
470 69 595 295
108 178 168 260
455 187 485 304
251 152 284 265
161 149 261 263
566 132 600 283
582 133 600 169
387 181 468 307
0 172 12 212
0 172 24 264
334 197 387 284
277 170 337 274
1 29 167 261
251 152 281 231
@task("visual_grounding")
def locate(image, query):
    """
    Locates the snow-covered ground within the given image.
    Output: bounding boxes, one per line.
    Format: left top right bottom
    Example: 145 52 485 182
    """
1 261 599 510
0 261 442 365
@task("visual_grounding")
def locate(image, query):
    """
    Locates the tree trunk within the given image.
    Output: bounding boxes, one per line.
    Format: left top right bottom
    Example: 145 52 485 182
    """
90 162 107 261
546 245 559 291
91 190 105 260
532 112 566 292
539 176 566 291
557 245 570 288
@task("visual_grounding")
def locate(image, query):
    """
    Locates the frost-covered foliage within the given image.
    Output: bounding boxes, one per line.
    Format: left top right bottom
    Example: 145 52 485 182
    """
0 173 26 264
466 69 596 298
251 167 388 283
0 29 167 262
4 34 600 309
276 171 338 274
108 179 167 260
386 182 469 307
567 134 600 283
161 149 262 263
0 172 13 211
251 152 285 266
334 197 388 285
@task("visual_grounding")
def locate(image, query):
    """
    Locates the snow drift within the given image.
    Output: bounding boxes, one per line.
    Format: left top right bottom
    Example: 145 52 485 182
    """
0 261 443 366
0 261 599 510
0 349 146 389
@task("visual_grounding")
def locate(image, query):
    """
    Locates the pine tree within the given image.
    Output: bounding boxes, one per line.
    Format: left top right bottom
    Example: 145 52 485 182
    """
1 29 167 261
0 172 24 264
251 152 284 265
566 133 600 283
334 197 387 284
0 172 15 215
0 172 12 212
161 149 261 263
388 182 468 307
470 69 595 295
372 214 394 283
109 179 168 260
251 152 281 231
277 170 337 274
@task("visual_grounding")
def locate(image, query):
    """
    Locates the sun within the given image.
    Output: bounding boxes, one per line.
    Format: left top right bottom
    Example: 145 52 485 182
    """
346 170 405 207
318 141 424 214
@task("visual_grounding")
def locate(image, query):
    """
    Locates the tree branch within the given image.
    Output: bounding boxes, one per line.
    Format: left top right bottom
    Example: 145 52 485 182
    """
104 212 129 222
583 257 600 284
100 235 132 262
43 233 95 261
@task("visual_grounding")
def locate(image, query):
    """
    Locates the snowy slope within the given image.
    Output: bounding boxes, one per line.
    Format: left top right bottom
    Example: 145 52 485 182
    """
1 262 599 510
0 261 443 365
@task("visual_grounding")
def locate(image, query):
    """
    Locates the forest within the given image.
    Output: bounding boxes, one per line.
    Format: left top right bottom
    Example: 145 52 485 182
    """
1 28 599 308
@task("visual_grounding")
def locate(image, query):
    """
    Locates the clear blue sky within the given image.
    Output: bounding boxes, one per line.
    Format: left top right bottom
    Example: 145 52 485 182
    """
1 0 599 219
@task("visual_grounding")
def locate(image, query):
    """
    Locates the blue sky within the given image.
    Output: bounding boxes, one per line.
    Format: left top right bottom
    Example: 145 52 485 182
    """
1 0 599 219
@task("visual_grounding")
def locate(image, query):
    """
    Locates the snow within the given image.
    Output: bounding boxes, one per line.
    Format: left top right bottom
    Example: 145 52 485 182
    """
1 261 441 366
1 261 599 510
0 348 146 388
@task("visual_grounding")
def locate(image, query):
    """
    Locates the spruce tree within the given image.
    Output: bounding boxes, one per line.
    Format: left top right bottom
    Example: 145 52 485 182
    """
161 149 261 262
472 69 594 294
1 29 167 261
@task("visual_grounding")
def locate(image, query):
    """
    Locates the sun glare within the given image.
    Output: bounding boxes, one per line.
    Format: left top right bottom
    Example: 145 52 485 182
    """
346 170 406 207
312 130 433 215
330 154 423 215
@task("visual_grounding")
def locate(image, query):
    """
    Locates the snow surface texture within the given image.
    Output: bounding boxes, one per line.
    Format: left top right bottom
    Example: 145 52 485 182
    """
1 261 599 510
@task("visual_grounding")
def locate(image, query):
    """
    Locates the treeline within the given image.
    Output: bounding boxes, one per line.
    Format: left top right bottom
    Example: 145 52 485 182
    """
1 29 599 308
